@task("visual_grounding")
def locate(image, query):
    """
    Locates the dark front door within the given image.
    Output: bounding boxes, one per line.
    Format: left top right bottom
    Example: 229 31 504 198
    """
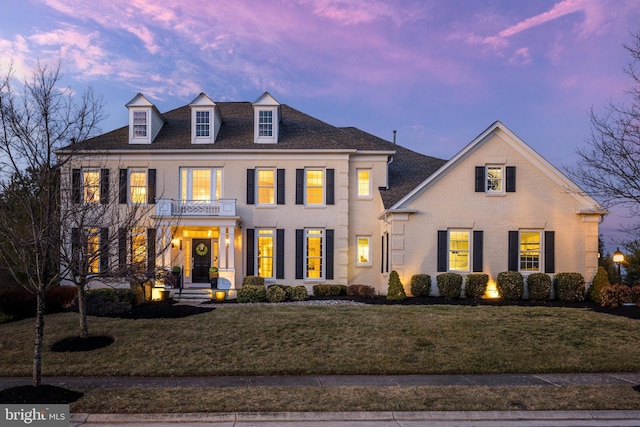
192 239 211 283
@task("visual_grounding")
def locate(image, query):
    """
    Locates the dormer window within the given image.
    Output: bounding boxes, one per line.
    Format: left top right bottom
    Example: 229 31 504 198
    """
196 111 210 137
189 93 221 144
253 92 280 144
133 111 148 138
126 93 165 144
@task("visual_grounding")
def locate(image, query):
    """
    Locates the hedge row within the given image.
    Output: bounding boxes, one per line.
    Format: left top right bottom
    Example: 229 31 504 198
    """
0 286 78 318
237 284 309 303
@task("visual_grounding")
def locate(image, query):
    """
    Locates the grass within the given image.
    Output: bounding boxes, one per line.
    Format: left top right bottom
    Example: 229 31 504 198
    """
2 303 640 412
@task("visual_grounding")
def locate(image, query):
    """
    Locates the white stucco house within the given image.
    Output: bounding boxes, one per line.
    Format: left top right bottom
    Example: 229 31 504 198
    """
57 92 607 298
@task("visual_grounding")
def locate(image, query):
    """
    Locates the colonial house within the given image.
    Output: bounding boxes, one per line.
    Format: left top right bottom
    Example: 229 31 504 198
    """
57 92 607 299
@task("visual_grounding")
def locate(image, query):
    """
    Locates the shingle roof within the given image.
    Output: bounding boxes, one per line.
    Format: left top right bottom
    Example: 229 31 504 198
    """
65 100 447 208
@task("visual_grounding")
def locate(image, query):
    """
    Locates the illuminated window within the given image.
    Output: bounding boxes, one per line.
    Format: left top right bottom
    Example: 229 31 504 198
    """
83 170 100 203
486 166 503 193
86 228 100 274
305 229 324 279
356 236 371 266
195 111 210 137
133 111 147 137
257 229 274 278
520 231 540 272
305 169 324 205
257 169 275 205
180 168 222 202
357 169 371 198
449 230 470 271
129 170 147 204
131 228 147 267
258 110 273 136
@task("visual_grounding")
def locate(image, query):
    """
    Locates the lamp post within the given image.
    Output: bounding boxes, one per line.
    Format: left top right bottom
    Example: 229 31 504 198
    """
613 247 624 286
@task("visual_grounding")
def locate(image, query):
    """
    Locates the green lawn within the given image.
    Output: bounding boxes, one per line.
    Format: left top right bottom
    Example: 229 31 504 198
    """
2 303 640 413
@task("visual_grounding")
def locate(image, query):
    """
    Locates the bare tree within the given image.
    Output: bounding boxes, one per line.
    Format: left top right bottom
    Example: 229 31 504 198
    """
569 32 640 236
0 61 105 387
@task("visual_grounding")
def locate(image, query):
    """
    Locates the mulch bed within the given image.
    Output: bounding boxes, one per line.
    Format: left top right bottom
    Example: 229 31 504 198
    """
0 385 83 404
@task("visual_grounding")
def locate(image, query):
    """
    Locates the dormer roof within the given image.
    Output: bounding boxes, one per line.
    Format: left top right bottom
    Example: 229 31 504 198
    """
125 93 166 144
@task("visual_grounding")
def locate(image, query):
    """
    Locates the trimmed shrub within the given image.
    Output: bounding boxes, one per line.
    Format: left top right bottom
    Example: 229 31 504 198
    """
600 285 632 307
465 274 488 299
312 284 347 297
386 270 406 301
588 266 610 304
410 274 431 297
347 284 376 298
237 285 267 303
243 276 265 287
83 288 136 315
287 286 309 301
266 285 287 303
436 273 463 299
553 272 585 302
632 286 640 306
527 273 552 300
496 271 524 301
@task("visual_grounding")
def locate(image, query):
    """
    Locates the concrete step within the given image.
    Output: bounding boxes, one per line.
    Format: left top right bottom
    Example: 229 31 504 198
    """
170 288 213 303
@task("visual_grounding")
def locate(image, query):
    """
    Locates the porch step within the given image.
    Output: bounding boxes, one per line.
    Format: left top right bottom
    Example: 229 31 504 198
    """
170 288 213 303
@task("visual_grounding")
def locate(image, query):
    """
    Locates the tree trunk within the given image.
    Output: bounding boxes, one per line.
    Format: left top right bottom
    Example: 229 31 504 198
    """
32 290 45 387
77 284 88 338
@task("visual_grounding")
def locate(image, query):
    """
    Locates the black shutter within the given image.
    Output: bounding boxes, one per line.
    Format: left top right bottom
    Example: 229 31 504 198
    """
437 230 447 272
118 228 127 274
508 231 519 271
385 232 389 273
381 235 385 274
147 169 156 204
119 169 128 204
100 169 109 204
475 166 485 192
473 230 483 272
276 169 285 205
506 166 516 193
246 169 255 205
544 231 555 273
71 227 81 275
100 228 109 273
276 229 284 279
295 229 303 279
326 169 335 205
72 169 81 204
246 228 255 276
295 169 303 204
326 229 334 279
147 228 156 274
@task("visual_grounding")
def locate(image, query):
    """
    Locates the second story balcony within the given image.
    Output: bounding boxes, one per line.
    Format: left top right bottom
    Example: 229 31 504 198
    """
155 198 237 217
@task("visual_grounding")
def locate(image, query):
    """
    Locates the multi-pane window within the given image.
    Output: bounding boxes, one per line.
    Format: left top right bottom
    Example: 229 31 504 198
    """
86 228 100 274
486 166 503 192
520 231 541 272
195 111 210 137
129 170 147 204
357 236 371 266
133 111 147 137
357 169 371 198
131 228 147 267
257 169 275 205
83 170 100 203
306 169 324 205
257 229 274 278
305 229 324 279
449 230 470 271
258 110 273 137
181 168 222 202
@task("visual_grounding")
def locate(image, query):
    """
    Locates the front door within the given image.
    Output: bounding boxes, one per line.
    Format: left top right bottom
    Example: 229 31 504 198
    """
192 239 211 283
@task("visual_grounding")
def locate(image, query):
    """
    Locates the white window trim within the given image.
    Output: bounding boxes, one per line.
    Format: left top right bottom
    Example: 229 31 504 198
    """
356 235 372 267
519 230 542 273
256 228 275 279
486 165 504 194
356 168 372 200
82 168 101 204
305 168 325 207
192 108 216 144
180 167 223 202
304 228 325 281
256 168 276 206
128 169 148 205
132 110 148 139
448 229 471 273
254 107 278 144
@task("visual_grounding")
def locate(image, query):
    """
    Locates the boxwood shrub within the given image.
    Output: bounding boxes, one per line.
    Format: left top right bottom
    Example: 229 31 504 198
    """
464 274 488 299
237 285 267 303
347 284 377 298
553 272 585 302
266 285 287 303
243 276 265 287
312 284 347 297
527 273 551 300
410 274 431 297
436 273 462 299
286 285 309 301
496 271 524 300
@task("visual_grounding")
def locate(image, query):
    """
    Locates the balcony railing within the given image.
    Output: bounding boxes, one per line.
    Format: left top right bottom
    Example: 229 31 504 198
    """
155 198 236 217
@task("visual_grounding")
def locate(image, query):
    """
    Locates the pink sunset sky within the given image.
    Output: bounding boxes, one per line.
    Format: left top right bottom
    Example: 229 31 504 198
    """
1 0 639 250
